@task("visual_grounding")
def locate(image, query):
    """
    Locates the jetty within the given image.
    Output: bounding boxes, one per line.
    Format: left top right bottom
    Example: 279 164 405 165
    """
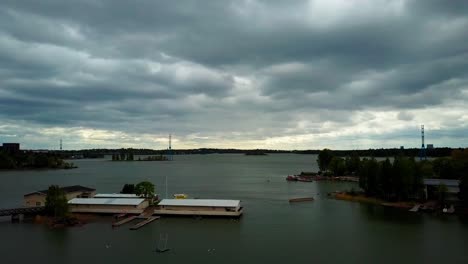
289 197 314 203
409 204 421 212
112 216 137 227
129 216 159 230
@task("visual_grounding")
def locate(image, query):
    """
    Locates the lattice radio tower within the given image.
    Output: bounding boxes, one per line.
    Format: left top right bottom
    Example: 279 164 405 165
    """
419 125 426 160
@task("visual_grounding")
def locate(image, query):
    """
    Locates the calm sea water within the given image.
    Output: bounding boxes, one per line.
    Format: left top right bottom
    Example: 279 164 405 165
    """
1 154 467 264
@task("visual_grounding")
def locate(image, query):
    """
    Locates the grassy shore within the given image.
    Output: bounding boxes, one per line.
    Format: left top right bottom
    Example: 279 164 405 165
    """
331 192 415 209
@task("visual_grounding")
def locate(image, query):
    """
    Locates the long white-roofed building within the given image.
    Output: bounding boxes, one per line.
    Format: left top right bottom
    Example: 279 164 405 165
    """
94 193 141 199
68 198 149 214
155 199 243 217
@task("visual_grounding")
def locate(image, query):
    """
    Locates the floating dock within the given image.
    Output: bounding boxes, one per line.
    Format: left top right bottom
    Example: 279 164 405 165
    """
289 197 314 203
409 204 421 212
112 216 137 227
129 216 160 230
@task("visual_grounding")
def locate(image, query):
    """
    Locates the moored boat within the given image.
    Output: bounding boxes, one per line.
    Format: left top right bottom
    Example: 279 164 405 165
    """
286 175 298 181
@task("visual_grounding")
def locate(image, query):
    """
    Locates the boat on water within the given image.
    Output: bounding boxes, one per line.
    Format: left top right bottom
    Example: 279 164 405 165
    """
173 193 188 199
286 175 298 181
286 175 313 182
297 177 313 182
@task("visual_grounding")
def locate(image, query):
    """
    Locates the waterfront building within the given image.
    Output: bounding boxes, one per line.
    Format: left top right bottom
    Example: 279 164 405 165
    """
23 185 96 207
155 199 243 217
68 198 148 214
423 179 459 201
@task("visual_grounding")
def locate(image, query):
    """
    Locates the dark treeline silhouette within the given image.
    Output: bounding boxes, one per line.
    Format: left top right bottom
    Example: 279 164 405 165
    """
297 147 454 157
0 150 76 170
54 147 455 158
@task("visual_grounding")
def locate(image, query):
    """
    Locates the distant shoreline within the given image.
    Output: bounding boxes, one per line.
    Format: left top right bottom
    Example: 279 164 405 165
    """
36 147 456 159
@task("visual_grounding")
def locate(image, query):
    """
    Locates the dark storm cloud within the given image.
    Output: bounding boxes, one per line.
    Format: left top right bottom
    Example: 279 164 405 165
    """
0 0 467 149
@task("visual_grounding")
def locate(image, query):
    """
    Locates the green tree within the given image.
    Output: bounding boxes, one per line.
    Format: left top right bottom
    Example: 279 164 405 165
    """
417 160 434 179
358 158 380 196
460 175 468 205
380 158 393 200
432 158 455 179
0 152 16 169
317 149 334 172
121 184 136 194
345 153 360 175
45 185 69 218
329 157 346 176
135 181 155 198
438 184 448 206
34 154 50 168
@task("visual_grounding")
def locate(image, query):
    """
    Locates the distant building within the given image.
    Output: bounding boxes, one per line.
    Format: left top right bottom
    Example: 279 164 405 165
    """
427 144 434 149
1 143 20 154
23 185 96 207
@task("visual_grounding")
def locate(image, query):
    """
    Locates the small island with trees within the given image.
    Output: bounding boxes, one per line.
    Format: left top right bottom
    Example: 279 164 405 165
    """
0 147 77 170
111 153 169 161
314 148 468 212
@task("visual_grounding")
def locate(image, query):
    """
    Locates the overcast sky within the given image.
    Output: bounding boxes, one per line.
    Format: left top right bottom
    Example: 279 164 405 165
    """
1 0 467 150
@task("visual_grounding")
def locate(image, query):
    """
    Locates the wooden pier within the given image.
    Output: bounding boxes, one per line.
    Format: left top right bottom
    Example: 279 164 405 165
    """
112 216 137 227
289 197 314 203
129 216 159 230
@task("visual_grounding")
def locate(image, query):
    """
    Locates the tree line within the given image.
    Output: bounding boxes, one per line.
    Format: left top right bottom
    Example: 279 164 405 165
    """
317 148 468 204
0 150 76 170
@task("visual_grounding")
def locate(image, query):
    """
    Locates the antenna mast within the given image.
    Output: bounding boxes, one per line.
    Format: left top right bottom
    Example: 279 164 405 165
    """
419 125 426 160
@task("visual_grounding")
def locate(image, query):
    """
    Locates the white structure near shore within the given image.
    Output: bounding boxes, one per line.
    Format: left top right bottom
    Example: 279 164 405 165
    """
68 198 149 214
94 193 141 198
155 199 243 217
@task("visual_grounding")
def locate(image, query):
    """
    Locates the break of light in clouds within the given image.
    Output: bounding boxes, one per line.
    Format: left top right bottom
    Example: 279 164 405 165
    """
0 0 467 150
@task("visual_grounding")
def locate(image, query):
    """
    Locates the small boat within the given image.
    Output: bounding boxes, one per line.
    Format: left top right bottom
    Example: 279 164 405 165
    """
289 197 314 203
444 205 455 214
287 175 313 182
173 193 188 199
286 175 298 181
297 177 313 182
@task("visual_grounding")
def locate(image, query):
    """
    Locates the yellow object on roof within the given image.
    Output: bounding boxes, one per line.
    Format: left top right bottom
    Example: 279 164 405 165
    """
173 194 188 199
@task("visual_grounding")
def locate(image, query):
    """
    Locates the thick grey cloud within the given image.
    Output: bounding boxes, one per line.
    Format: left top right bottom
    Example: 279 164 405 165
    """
0 0 467 149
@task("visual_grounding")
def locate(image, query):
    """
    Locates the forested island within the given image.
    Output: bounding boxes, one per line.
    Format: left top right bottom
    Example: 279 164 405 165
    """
111 153 168 161
316 148 468 208
0 150 77 170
